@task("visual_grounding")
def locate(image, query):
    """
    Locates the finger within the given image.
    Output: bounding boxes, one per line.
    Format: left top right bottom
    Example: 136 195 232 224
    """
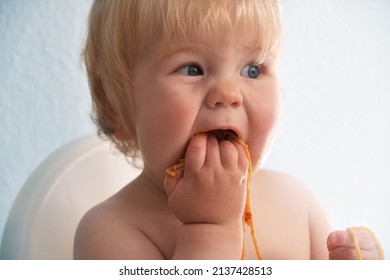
329 246 360 260
185 133 207 172
329 246 382 260
219 140 238 169
327 230 354 251
205 133 221 167
328 228 378 251
328 228 385 260
354 227 382 251
353 227 385 259
231 139 249 173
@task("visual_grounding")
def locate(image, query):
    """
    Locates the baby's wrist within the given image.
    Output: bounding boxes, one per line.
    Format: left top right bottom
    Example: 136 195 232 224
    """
173 221 244 259
183 218 243 229
180 219 244 245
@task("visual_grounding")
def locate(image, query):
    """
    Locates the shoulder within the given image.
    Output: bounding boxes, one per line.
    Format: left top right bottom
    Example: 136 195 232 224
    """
73 194 164 259
252 169 332 259
252 169 315 202
250 169 317 224
252 169 331 220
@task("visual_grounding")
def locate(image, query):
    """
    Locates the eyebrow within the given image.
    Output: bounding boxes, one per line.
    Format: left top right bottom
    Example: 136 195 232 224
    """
157 43 216 62
158 42 268 65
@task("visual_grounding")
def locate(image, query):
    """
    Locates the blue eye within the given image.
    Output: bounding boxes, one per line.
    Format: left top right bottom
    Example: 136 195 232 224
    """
177 64 204 76
240 64 261 79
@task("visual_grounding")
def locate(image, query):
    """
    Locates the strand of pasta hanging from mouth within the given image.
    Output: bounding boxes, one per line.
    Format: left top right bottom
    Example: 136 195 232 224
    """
165 132 262 260
235 136 262 260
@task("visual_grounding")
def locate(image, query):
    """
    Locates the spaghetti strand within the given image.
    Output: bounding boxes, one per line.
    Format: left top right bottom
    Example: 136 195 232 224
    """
347 226 385 260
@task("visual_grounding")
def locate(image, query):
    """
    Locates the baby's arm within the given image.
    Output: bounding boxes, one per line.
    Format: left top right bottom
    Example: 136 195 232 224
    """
327 227 384 260
164 133 248 259
304 189 334 259
74 205 166 259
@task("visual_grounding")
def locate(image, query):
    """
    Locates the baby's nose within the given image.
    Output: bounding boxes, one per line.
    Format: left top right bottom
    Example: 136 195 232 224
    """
206 80 243 108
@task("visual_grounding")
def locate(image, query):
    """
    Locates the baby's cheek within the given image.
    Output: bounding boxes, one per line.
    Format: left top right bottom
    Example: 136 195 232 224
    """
252 108 280 167
249 132 276 170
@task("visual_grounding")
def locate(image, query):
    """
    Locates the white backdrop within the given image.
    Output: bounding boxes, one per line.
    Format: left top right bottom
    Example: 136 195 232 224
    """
1 0 389 258
265 0 390 257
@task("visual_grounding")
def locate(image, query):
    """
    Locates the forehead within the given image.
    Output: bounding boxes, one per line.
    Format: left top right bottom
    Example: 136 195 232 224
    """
157 31 264 65
161 1 276 47
121 0 282 68
137 0 281 61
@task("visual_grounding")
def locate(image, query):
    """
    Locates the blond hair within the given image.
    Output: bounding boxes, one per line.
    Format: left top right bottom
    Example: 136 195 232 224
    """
84 0 282 159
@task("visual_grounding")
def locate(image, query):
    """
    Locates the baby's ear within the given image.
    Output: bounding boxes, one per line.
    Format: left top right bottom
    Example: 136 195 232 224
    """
109 112 135 141
112 118 135 141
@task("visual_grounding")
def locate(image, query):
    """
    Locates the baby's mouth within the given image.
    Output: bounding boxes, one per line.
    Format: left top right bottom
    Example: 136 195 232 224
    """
206 129 239 142
166 129 246 177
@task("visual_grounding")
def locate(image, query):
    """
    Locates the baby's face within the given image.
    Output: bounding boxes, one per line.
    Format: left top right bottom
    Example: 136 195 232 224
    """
130 30 280 185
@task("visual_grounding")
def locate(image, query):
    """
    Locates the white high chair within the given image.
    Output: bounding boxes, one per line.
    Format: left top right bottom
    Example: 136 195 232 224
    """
0 134 141 259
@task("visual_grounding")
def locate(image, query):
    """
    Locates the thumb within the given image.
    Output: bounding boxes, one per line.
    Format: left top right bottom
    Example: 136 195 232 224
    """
327 230 351 251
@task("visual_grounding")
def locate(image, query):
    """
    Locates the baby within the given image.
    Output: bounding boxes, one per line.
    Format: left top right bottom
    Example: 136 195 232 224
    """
74 0 384 260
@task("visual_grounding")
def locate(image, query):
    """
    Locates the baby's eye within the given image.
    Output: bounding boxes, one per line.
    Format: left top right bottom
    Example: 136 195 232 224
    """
240 64 261 79
176 64 204 76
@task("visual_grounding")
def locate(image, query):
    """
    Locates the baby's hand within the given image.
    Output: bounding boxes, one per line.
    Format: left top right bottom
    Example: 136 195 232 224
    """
164 133 248 225
327 227 384 260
